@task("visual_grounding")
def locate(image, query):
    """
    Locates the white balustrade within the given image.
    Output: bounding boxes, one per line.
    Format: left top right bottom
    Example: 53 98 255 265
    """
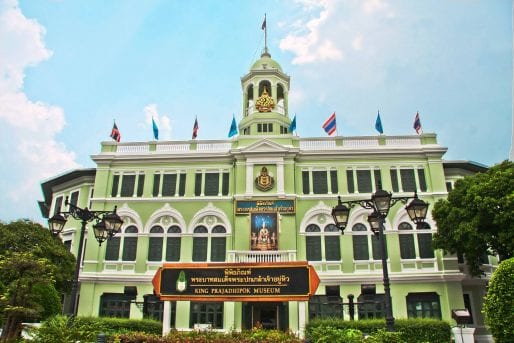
299 140 337 150
227 250 296 263
116 144 149 153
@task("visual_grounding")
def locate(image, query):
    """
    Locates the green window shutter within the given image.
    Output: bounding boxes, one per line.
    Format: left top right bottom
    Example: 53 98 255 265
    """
111 175 119 197
390 169 399 192
105 236 120 261
356 170 372 193
152 174 160 197
162 174 177 196
122 237 138 261
330 170 338 193
221 172 229 195
210 237 226 262
417 169 427 192
69 191 79 206
306 236 322 261
166 237 181 261
137 174 145 197
204 173 219 196
302 171 310 194
192 237 208 261
324 235 341 261
148 237 163 261
371 235 385 260
120 175 136 197
400 169 416 192
399 234 416 259
178 173 186 196
54 196 63 215
417 233 434 258
374 170 382 190
194 173 202 196
312 171 328 194
352 236 369 260
346 170 355 193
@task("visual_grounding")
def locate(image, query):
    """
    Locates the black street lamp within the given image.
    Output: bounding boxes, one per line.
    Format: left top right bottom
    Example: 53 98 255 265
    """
331 190 429 331
48 197 123 316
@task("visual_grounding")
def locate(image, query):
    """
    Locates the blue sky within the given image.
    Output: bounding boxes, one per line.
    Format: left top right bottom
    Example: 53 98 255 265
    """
0 0 512 222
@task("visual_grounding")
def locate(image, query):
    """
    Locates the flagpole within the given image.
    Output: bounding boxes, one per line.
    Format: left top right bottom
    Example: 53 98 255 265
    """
264 13 268 54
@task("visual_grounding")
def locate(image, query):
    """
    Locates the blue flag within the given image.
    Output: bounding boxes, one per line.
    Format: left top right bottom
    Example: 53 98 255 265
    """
375 111 383 134
228 115 238 138
152 117 159 140
289 114 297 133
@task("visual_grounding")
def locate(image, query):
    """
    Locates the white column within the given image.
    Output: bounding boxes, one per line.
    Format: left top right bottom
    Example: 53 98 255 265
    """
452 327 475 343
162 301 171 336
277 161 285 196
298 301 306 339
246 163 254 196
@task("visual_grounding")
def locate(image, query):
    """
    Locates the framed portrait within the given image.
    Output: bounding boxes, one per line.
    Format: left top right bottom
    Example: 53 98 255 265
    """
250 213 278 251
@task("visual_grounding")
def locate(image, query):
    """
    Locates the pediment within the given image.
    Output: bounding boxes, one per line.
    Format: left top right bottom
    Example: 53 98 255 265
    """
238 139 292 154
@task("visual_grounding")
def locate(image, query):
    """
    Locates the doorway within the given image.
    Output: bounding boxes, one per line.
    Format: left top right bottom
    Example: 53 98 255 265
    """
242 302 288 330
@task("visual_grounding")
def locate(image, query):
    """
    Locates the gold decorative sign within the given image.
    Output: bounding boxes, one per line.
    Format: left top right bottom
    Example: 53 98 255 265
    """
152 262 320 302
235 200 295 214
255 166 274 191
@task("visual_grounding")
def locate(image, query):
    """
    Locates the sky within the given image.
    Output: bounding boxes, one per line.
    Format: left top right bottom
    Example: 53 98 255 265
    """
0 0 512 223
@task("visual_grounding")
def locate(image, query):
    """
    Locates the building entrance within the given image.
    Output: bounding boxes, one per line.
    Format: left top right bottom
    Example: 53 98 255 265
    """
242 302 288 330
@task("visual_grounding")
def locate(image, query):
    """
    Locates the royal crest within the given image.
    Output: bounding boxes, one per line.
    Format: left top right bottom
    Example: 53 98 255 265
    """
255 166 274 191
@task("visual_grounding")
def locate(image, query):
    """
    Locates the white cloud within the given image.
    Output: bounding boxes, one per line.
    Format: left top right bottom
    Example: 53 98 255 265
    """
0 0 78 220
279 1 343 64
143 104 172 140
352 34 363 51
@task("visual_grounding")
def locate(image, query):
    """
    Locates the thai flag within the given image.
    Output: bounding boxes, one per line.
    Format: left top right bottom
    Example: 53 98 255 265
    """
110 122 121 142
413 112 422 134
192 117 199 139
322 112 337 136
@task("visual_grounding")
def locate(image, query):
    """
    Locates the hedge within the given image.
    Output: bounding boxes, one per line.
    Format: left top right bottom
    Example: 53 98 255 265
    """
305 318 451 343
31 315 162 342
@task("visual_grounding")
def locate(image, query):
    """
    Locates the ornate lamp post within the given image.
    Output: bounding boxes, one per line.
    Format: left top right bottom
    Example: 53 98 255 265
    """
331 190 429 331
48 197 123 316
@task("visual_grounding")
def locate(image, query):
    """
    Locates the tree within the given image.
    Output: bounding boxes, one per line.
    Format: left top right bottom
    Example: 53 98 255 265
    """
0 220 75 341
432 160 514 276
482 258 514 343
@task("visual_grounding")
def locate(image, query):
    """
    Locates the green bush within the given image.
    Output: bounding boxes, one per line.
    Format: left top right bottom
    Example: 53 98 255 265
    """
31 315 162 342
483 257 514 343
111 329 303 342
306 318 451 343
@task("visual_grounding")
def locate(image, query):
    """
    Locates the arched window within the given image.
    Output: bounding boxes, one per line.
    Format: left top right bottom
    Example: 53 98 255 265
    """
148 226 164 261
122 226 138 261
305 224 341 262
324 224 341 261
211 225 226 262
398 222 434 259
166 225 182 262
105 225 139 261
192 226 208 262
192 225 227 262
305 224 321 261
352 223 383 261
259 80 272 97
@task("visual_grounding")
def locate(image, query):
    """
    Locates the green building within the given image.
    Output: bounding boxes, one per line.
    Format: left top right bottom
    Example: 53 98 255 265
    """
39 49 494 341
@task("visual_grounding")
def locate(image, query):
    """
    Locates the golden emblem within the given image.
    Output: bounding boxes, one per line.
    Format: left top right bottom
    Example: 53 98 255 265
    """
255 167 274 191
255 87 275 112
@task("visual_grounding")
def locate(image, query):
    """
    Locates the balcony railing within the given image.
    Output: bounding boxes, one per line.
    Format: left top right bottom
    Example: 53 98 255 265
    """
227 250 296 263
